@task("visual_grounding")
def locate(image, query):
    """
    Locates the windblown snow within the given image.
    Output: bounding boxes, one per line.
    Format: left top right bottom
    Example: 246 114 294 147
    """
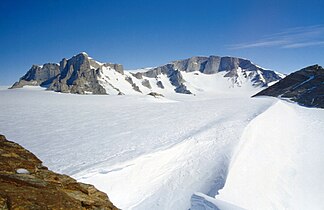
214 100 324 210
0 86 323 209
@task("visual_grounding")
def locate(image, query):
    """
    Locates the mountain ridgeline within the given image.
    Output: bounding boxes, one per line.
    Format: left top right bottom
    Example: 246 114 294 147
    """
253 65 324 108
11 52 284 95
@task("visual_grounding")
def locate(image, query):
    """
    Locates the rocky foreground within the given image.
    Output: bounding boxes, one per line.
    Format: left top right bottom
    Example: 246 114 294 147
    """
0 134 118 209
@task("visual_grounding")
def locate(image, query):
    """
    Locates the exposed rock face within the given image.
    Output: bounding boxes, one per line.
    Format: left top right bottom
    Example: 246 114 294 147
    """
156 81 164 89
141 79 152 89
0 134 118 210
125 76 142 93
132 72 143 79
11 52 123 95
253 65 324 108
48 53 108 94
11 63 60 88
143 64 192 94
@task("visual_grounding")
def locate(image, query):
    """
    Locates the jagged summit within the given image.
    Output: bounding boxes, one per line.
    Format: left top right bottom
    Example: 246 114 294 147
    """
11 53 284 95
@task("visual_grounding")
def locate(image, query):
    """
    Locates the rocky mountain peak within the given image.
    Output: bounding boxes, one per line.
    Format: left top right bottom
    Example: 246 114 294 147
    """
253 64 324 108
11 52 123 94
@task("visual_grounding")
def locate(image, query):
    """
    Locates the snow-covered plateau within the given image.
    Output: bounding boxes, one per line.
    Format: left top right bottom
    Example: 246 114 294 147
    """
0 86 323 209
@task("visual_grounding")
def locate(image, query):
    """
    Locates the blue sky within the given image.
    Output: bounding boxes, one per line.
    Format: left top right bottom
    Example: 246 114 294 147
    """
1 0 324 85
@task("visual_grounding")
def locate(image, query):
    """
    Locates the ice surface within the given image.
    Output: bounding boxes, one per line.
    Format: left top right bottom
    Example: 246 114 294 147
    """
0 86 322 209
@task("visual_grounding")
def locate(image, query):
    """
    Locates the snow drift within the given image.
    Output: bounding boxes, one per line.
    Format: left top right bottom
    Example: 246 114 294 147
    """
193 101 324 210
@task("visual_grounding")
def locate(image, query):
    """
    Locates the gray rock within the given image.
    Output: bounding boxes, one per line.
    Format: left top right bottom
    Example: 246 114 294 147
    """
147 92 164 97
141 79 151 89
48 53 107 94
168 70 191 94
143 65 192 94
11 63 60 88
125 76 142 93
132 72 143 79
173 56 208 72
202 56 221 74
175 84 192 94
156 81 164 89
103 63 124 75
143 64 174 78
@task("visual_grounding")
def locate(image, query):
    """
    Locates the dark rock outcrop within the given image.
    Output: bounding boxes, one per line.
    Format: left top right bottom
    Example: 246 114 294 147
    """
156 81 164 89
125 76 142 93
0 134 118 210
253 65 324 108
147 92 164 97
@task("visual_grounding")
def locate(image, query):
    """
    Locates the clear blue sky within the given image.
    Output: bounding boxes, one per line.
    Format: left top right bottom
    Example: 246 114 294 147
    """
1 0 324 85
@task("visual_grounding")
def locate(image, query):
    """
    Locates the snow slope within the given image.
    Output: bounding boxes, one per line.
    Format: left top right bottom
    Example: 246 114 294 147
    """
0 86 323 210
194 101 324 210
0 86 273 209
215 100 324 210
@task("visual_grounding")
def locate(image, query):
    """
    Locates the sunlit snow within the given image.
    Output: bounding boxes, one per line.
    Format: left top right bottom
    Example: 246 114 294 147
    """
0 86 323 209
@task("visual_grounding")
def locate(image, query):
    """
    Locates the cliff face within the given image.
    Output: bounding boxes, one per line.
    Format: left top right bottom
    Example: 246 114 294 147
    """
10 63 60 88
0 134 118 210
47 53 108 94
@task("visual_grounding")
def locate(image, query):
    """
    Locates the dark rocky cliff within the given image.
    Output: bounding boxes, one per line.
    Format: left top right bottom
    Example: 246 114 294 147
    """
253 65 324 108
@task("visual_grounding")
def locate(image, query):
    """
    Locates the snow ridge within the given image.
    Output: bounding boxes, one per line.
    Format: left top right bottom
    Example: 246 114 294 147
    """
194 101 324 210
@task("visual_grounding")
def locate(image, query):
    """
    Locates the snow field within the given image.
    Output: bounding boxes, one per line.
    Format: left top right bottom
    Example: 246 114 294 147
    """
1 86 322 209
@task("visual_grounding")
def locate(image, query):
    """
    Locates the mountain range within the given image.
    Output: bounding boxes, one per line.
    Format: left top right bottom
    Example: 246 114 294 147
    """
11 52 284 95
10 52 323 108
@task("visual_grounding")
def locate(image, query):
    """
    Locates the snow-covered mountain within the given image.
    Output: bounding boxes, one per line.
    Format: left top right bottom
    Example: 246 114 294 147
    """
11 52 284 95
254 64 324 108
138 56 284 94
